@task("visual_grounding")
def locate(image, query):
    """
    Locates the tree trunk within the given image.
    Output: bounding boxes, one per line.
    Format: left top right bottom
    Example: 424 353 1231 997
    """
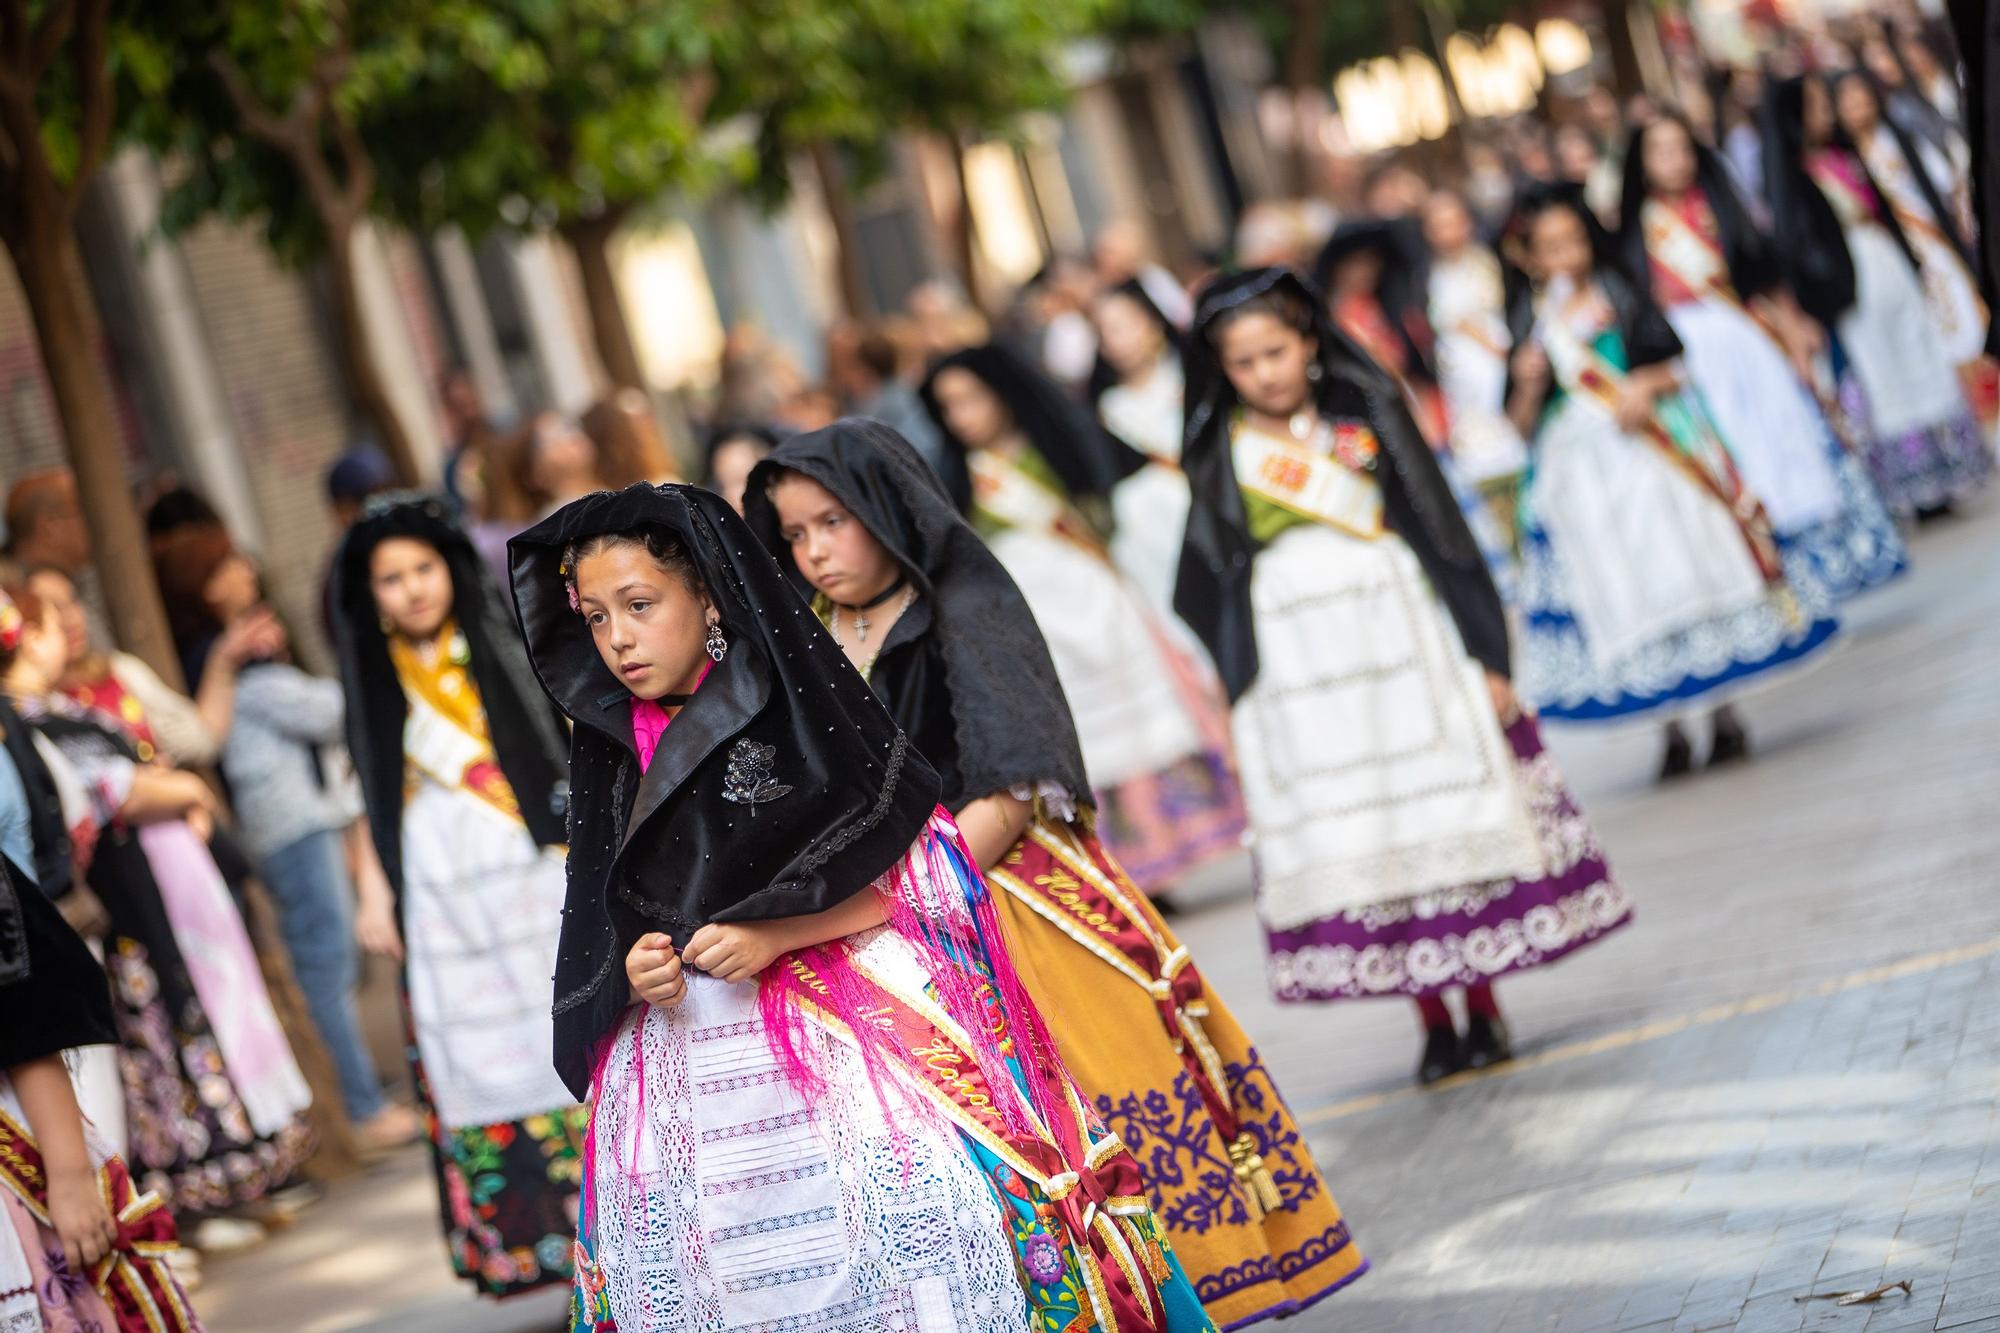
1604 0 1647 101
321 220 424 486
810 142 873 320
1286 0 1326 195
9 207 183 689
946 134 984 311
561 210 646 393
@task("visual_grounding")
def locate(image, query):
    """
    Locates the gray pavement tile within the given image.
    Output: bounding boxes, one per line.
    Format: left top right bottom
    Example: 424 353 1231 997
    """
1938 1273 2000 1329
1731 1290 1812 1333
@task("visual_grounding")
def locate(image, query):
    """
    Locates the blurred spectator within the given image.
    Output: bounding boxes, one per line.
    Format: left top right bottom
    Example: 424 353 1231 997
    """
1027 255 1102 388
1363 159 1433 218
906 278 989 359
520 413 605 518
325 448 397 532
438 367 500 514
2 471 89 579
1512 128 1560 186
1091 219 1194 328
703 422 782 515
1554 123 1622 223
1720 66 1771 213
582 389 679 488
152 517 419 1152
1462 141 1519 233
834 328 948 469
33 563 279 770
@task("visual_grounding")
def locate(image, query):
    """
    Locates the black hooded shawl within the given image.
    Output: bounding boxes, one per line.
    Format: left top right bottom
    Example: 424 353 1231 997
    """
331 493 572 902
1310 217 1439 385
920 343 1149 509
1759 77 1865 326
743 419 1092 814
1086 278 1188 406
1619 113 1783 301
0 851 117 1067
509 483 941 1096
1176 267 1508 703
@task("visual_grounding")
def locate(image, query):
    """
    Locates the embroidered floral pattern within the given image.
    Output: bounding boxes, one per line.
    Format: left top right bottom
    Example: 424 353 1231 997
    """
1093 1052 1322 1238
407 1012 586 1299
720 739 793 810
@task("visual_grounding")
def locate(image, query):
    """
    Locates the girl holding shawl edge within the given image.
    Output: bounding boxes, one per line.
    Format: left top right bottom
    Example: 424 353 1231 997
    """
509 483 1210 1333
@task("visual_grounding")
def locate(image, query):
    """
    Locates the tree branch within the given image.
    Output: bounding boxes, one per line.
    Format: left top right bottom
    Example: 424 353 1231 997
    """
0 0 27 69
28 0 75 84
59 0 111 218
208 50 315 153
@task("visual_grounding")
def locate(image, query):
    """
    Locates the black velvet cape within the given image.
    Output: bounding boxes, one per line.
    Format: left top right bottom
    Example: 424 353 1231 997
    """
1176 266 1508 703
1619 112 1784 301
0 850 117 1067
332 493 572 903
743 418 1092 814
919 343 1149 510
510 483 941 1097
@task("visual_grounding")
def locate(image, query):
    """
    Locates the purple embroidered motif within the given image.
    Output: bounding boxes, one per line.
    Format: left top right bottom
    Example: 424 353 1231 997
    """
1023 1234 1065 1285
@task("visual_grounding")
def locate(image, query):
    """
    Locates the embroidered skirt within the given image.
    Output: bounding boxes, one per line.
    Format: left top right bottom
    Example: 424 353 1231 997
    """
1834 224 1991 515
1267 715 1631 1000
1517 390 1841 723
988 823 1365 1330
401 780 588 1297
1664 297 1907 609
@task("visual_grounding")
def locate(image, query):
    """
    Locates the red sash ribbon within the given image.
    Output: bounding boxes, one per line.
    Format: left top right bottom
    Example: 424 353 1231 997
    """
0 1104 198 1332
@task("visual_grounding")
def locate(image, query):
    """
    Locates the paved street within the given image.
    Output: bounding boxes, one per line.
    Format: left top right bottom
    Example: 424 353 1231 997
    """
195 502 2000 1333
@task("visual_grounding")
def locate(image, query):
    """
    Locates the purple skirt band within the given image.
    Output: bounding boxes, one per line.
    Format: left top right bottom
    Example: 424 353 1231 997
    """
1265 715 1633 1002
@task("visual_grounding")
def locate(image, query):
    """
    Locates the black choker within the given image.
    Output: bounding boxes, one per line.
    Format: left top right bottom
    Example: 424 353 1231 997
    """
656 692 695 707
836 576 907 613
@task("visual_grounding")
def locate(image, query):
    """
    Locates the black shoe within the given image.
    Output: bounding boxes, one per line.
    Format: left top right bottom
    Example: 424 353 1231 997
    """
1417 1025 1462 1085
1660 731 1694 780
1915 501 1955 524
1708 717 1751 767
1462 1014 1513 1070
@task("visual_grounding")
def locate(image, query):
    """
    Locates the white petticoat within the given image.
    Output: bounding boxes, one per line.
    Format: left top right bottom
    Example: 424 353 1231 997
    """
991 529 1204 788
1665 297 1844 534
1235 524 1543 927
583 932 1030 1333
1837 224 1973 438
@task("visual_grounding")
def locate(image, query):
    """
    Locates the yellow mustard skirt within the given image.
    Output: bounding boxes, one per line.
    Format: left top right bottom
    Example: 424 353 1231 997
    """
987 818 1367 1329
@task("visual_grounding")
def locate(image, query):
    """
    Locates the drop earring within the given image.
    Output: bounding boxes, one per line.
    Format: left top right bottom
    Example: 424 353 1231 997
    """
705 620 727 662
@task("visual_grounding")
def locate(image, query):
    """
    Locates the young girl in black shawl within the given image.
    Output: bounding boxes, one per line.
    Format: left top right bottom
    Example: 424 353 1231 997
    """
1088 280 1200 620
921 345 1245 897
1178 265 1630 1084
748 420 1365 1330
330 495 587 1298
1505 185 1841 769
509 483 1207 1333
1826 68 1998 434
0 823 199 1331
1763 75 1991 516
1619 111 1906 611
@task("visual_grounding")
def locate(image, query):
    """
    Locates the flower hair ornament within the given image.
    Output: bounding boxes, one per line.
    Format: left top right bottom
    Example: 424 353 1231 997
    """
0 589 22 655
559 557 580 613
